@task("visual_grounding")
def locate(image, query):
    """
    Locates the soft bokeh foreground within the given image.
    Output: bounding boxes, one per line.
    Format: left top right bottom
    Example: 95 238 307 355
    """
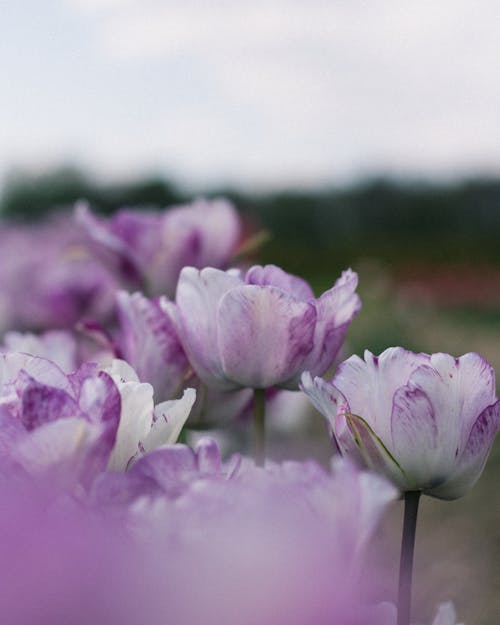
0 176 499 624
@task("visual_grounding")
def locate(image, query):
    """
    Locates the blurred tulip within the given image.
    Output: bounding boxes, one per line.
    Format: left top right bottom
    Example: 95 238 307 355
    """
0 215 118 332
76 198 241 296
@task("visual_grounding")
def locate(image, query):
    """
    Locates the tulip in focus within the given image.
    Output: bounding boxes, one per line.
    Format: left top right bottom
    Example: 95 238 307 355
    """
172 264 360 391
302 348 500 499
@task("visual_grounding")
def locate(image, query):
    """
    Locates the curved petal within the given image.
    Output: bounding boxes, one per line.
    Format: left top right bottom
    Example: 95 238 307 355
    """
427 399 500 499
176 267 242 390
332 348 428 444
195 437 222 474
406 353 496 463
129 444 198 497
302 269 361 376
245 265 314 300
218 285 316 388
300 372 360 460
106 375 155 472
141 388 196 456
390 384 438 488
0 353 73 396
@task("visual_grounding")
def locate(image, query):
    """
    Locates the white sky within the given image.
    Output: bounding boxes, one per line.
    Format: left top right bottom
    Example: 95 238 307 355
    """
1 0 500 191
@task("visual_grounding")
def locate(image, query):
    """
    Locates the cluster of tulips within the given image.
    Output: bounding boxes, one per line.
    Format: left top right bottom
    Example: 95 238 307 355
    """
0 198 498 625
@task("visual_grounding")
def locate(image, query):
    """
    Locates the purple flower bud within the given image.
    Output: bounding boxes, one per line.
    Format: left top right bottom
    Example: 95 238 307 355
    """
302 348 500 499
172 264 360 390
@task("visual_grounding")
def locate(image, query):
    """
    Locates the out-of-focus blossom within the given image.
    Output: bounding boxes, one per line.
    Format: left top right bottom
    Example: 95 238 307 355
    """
0 215 118 332
171 264 360 390
105 359 195 471
0 478 149 625
76 199 241 297
0 353 120 488
0 452 396 625
91 436 229 505
302 348 500 499
124 454 396 625
1 330 78 372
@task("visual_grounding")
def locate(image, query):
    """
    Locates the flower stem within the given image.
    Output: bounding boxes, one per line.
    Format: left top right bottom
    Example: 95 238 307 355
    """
253 389 266 467
397 490 421 625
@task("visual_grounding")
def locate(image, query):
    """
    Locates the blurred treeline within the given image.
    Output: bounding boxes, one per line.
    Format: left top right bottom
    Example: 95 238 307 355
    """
2 166 500 278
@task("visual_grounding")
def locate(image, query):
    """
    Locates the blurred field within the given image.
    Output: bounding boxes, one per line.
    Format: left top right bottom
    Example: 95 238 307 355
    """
1 170 500 623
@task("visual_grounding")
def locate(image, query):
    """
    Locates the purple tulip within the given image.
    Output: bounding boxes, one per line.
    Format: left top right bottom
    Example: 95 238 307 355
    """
0 353 121 488
114 291 189 400
171 264 360 390
301 348 500 499
76 199 241 297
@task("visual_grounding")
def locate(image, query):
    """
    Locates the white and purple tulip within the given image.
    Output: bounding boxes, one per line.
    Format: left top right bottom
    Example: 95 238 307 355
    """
302 347 500 499
170 264 360 391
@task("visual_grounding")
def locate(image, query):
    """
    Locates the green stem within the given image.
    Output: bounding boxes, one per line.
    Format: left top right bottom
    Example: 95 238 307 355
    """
397 490 421 625
253 389 266 467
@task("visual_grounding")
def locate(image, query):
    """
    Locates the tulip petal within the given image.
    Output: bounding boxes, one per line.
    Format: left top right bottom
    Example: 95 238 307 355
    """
195 437 222 474
116 291 189 399
303 269 361 377
246 265 314 300
14 418 105 488
407 353 496 461
129 445 198 497
390 384 439 487
344 412 406 488
218 285 316 388
106 375 154 472
0 353 72 395
2 330 78 373
19 380 79 431
163 199 240 270
300 372 361 460
176 267 242 390
428 399 500 499
333 348 428 445
141 388 196 455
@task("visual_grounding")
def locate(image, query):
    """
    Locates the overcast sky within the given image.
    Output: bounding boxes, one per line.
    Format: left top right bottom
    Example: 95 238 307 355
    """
1 0 499 191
